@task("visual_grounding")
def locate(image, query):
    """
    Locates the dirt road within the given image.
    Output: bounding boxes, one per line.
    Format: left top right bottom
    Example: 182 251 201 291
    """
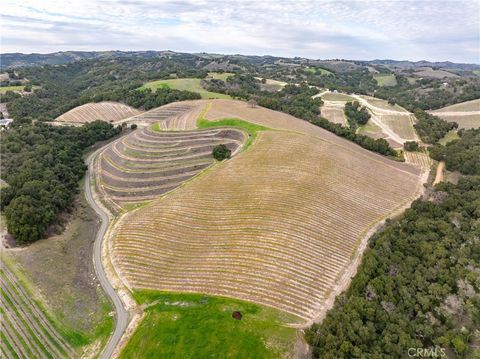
433 161 445 185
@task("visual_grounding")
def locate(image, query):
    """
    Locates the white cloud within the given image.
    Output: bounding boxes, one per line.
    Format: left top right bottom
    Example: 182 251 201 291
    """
1 0 479 63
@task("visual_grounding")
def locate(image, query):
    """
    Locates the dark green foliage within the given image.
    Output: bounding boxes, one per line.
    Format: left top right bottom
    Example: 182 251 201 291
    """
1 121 121 243
212 144 231 161
306 176 480 358
344 101 371 129
404 141 420 152
414 110 457 144
375 77 480 111
130 123 138 130
429 128 480 175
0 90 21 103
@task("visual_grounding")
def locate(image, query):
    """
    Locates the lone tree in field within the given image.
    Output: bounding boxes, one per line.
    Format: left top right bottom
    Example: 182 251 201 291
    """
212 144 231 161
248 99 257 108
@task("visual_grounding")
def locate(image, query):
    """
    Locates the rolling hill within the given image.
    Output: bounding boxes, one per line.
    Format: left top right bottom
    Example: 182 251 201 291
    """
108 99 425 323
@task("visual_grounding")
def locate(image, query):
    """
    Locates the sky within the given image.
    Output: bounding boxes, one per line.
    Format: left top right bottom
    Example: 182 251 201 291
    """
1 0 479 63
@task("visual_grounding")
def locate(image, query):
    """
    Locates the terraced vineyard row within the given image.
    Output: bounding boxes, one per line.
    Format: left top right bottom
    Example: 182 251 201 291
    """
130 102 202 129
96 125 246 210
0 261 75 359
55 101 141 124
112 129 422 321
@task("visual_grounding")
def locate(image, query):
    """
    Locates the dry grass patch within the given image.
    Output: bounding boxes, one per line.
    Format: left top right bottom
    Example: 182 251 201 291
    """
321 93 355 102
321 105 347 125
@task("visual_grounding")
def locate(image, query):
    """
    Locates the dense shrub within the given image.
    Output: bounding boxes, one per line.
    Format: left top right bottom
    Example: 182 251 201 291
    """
212 144 231 161
403 141 419 152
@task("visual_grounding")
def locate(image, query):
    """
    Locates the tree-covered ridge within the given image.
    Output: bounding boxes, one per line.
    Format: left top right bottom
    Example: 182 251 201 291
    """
306 176 480 358
0 121 121 243
429 128 480 175
5 57 206 121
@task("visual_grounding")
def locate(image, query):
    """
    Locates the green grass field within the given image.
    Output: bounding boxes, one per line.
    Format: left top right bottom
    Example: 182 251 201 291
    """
373 73 397 87
0 85 40 94
439 130 460 145
357 119 382 134
207 72 234 81
197 117 269 149
0 85 25 93
305 67 333 75
141 76 231 99
119 291 299 359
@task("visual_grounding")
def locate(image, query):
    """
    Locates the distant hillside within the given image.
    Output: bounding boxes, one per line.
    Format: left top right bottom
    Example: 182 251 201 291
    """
2 50 479 73
0 50 183 69
361 59 480 71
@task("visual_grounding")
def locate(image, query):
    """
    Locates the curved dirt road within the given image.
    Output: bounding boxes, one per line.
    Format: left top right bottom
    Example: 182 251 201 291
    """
85 148 129 359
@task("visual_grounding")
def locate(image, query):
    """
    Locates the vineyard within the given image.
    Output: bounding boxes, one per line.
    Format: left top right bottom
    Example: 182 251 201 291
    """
0 261 75 359
55 101 141 124
95 120 246 210
404 151 432 170
430 98 480 129
110 101 424 321
130 101 203 129
375 114 418 141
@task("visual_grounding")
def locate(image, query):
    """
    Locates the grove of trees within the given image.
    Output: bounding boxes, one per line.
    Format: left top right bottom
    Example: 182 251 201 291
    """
414 110 457 144
1 121 122 243
344 101 371 129
429 128 480 175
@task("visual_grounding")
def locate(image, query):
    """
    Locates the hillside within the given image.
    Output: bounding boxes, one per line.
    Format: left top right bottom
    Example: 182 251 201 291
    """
55 102 141 124
430 98 480 129
110 99 425 322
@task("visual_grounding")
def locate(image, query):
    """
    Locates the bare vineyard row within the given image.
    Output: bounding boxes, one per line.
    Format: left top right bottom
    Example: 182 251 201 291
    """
112 130 422 320
95 105 246 210
0 262 74 359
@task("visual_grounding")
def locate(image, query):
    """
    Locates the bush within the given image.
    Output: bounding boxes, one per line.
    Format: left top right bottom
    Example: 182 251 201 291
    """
404 141 419 151
130 123 138 130
212 144 231 161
